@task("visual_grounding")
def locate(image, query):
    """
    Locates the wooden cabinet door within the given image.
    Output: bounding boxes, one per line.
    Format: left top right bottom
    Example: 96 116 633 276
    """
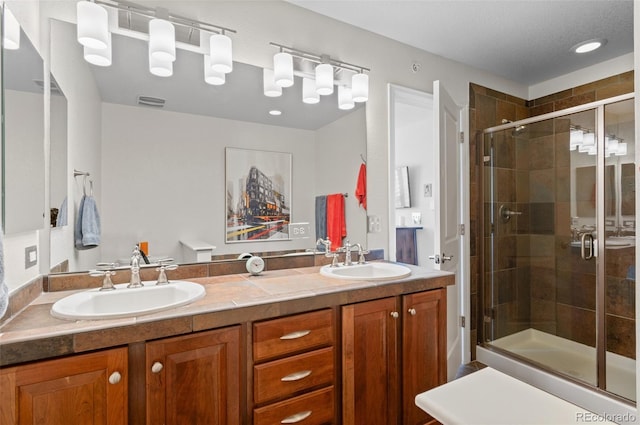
0 347 128 425
146 326 242 425
342 297 400 425
402 289 447 425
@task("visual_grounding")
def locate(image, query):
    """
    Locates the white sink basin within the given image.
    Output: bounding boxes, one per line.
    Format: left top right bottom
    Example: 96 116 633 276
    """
320 262 412 281
51 280 205 320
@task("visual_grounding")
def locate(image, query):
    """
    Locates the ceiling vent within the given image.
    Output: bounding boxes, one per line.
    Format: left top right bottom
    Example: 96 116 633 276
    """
137 95 166 107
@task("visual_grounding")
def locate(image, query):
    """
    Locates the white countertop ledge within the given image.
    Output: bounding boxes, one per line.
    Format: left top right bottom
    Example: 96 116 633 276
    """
415 367 617 425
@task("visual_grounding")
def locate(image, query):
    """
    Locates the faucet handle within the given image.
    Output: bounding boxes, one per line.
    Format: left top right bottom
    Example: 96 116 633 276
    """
155 258 178 285
90 268 117 291
358 249 370 264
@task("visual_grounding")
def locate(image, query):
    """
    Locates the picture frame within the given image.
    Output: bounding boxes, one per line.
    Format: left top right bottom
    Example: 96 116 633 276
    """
225 147 292 243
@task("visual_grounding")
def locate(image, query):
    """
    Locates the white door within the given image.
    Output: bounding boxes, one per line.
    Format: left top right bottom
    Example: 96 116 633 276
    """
433 80 465 380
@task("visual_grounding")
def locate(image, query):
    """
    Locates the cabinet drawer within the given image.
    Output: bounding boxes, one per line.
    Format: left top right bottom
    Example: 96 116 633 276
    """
253 309 334 362
254 347 334 405
254 386 334 425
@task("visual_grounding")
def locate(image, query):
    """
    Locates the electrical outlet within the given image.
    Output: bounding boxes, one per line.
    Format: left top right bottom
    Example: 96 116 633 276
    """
288 222 311 239
25 245 37 269
368 215 381 233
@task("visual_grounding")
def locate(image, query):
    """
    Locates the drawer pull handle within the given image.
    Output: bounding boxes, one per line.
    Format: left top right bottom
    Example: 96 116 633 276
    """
280 330 311 340
281 410 312 424
281 370 312 382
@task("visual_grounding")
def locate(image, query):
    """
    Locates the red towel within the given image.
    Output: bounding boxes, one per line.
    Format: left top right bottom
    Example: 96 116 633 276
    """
355 163 367 209
326 194 346 252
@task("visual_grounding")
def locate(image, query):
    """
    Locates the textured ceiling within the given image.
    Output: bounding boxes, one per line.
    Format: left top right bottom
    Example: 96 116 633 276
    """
288 0 634 85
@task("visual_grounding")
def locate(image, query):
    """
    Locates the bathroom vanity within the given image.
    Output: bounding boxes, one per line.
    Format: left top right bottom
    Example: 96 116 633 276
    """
0 264 453 424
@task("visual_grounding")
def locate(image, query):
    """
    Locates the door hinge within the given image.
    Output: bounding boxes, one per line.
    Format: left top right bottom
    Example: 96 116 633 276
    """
460 316 466 328
459 131 465 144
459 223 465 235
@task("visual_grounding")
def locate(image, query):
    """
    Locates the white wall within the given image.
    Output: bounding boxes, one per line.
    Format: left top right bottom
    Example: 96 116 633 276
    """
315 107 368 247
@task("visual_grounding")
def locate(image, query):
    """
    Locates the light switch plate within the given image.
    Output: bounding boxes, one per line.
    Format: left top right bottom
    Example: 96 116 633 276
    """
412 212 422 225
368 215 381 233
25 245 37 269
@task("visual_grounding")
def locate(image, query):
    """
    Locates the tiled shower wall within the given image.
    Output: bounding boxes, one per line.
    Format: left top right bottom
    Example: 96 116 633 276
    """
469 71 634 359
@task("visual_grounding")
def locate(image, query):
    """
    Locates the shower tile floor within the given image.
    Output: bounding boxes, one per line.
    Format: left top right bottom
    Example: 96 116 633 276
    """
491 328 636 401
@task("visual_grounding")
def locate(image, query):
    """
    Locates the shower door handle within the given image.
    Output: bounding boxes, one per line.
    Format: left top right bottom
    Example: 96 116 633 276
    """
580 232 594 260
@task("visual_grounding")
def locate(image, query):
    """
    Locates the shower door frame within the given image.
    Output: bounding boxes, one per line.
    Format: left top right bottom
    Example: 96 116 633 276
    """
480 92 635 397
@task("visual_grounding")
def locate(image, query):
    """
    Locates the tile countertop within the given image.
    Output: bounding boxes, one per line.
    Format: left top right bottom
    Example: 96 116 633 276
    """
0 263 454 367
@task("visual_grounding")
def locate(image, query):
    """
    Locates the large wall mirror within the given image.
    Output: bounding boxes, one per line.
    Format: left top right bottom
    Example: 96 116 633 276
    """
2 5 46 235
49 18 367 274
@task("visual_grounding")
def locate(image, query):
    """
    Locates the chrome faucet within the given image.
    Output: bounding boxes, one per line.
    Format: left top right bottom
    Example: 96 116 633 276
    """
317 238 340 267
90 262 118 291
156 258 178 285
127 245 144 288
343 240 353 266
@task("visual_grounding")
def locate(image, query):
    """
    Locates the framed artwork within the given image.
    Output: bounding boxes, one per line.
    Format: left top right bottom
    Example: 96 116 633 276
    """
225 147 292 243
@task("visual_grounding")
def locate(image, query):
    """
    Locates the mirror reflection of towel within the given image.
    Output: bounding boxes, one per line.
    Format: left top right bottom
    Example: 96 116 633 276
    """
75 195 101 249
326 194 346 252
355 163 366 209
315 196 327 249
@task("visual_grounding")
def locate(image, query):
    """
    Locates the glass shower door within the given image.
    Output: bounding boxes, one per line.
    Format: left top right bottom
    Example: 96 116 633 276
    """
483 108 601 389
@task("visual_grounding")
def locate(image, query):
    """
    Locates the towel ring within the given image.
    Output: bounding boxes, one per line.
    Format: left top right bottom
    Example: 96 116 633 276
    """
82 175 94 197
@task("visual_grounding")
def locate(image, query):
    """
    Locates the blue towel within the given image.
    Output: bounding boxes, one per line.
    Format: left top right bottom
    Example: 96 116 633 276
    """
315 195 327 250
56 197 68 227
74 195 86 249
81 195 101 247
0 222 7 317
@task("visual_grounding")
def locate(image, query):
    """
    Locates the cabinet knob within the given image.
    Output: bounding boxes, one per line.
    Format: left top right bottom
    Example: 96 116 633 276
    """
408 308 417 316
151 362 164 373
390 311 399 319
108 371 121 385
281 410 312 424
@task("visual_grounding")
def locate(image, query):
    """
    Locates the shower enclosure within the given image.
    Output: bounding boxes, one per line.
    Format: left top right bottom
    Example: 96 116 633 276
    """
480 93 636 404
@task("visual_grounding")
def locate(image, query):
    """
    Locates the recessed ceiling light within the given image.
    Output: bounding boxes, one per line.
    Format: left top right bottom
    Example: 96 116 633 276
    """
269 109 282 116
572 38 607 54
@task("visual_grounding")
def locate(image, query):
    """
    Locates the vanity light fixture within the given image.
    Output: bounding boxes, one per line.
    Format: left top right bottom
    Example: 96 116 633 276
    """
267 42 370 107
209 33 233 73
148 18 176 62
302 78 320 104
315 63 334 96
263 69 282 97
2 6 20 50
84 32 112 66
338 85 355 110
273 50 294 88
76 0 109 49
75 0 236 83
351 72 369 102
149 53 173 77
204 55 225 85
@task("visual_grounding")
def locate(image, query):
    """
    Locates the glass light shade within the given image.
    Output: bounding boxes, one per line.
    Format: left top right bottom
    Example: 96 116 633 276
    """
149 54 173 77
204 55 225 85
263 68 282 97
315 63 334 95
149 19 176 62
605 136 618 156
84 33 112 67
273 52 294 88
77 1 109 49
302 78 320 104
209 34 233 73
3 7 20 50
615 142 627 156
338 85 355 110
351 73 369 102
569 129 583 151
